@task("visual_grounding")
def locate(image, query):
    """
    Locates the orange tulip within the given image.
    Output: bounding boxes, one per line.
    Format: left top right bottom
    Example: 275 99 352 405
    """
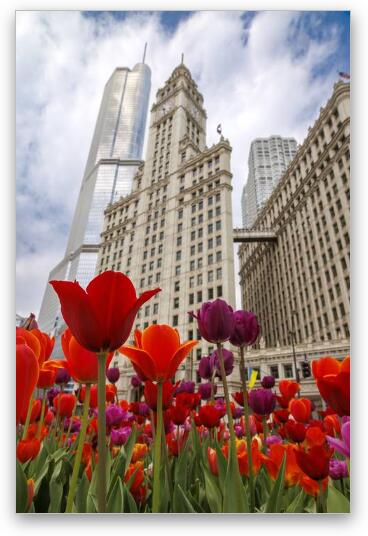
119 325 197 382
312 356 350 416
299 475 328 498
16 337 39 424
279 380 300 400
131 443 149 463
289 398 312 423
262 443 303 487
305 426 326 447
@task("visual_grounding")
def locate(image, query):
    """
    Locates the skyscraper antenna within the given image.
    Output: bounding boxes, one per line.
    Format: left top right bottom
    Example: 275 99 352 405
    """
142 42 147 64
181 53 184 64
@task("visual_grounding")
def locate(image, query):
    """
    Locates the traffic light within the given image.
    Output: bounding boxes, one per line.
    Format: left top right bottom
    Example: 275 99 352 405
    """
301 360 311 378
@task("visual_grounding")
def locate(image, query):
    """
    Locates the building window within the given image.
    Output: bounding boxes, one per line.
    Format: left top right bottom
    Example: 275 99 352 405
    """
283 364 293 378
217 285 222 297
174 297 179 309
270 365 279 379
173 315 178 327
208 270 214 282
208 288 214 299
153 303 159 315
174 281 180 292
189 293 194 305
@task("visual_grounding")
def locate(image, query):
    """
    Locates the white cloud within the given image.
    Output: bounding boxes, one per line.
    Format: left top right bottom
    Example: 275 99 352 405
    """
16 10 342 316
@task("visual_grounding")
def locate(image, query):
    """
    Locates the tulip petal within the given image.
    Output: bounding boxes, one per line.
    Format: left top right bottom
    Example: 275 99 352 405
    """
119 345 157 381
50 280 102 351
141 325 180 377
312 357 341 380
165 340 198 380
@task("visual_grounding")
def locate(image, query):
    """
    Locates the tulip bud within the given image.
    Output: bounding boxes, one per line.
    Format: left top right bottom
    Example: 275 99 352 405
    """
261 375 275 389
175 380 195 394
107 367 120 384
248 388 276 416
198 382 215 400
110 426 131 446
189 299 235 344
229 310 260 347
198 355 213 380
55 368 71 385
130 374 142 388
210 348 234 377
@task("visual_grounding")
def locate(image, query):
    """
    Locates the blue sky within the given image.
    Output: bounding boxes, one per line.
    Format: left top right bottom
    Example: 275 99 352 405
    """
16 10 350 317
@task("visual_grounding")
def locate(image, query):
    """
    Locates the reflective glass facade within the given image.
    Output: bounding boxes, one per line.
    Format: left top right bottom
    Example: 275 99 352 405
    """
38 63 151 335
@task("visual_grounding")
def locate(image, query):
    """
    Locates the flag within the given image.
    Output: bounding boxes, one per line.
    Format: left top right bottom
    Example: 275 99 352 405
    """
248 368 258 389
217 124 222 135
338 71 350 80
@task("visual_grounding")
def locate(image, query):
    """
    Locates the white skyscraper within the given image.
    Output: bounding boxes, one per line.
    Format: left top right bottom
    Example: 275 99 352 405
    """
38 62 151 335
241 136 297 227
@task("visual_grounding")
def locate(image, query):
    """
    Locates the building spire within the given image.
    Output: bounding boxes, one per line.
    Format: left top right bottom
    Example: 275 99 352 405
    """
142 42 147 64
181 52 184 64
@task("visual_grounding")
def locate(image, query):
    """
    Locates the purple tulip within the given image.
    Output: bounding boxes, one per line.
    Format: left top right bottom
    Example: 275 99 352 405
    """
233 407 244 419
110 426 131 446
234 424 243 438
327 418 350 458
329 459 349 479
175 381 195 395
55 368 71 385
137 402 149 416
230 310 260 347
106 367 120 384
248 388 276 416
47 387 60 405
198 382 216 400
106 405 126 428
266 435 283 447
261 375 275 389
198 355 214 380
214 399 227 418
210 348 234 377
130 374 142 388
189 299 235 344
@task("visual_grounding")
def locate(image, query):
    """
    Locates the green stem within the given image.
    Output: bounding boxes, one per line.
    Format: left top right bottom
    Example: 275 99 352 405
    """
340 477 345 496
262 416 269 453
22 394 34 440
97 351 107 513
316 480 327 513
65 383 91 513
63 405 77 447
36 390 47 440
216 344 237 459
152 381 163 513
240 346 255 513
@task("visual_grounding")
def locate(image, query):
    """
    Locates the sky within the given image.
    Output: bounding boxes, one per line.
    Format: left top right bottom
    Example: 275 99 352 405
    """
16 10 350 317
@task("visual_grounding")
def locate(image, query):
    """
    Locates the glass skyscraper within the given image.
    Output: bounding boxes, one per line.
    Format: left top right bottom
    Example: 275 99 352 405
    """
38 62 151 336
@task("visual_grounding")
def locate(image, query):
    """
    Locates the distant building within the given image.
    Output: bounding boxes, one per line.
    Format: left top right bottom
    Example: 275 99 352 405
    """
242 136 297 227
97 62 236 398
239 81 350 349
38 62 151 336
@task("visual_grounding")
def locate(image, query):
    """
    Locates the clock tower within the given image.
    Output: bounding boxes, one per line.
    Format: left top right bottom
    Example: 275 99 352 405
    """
97 62 236 398
143 62 207 186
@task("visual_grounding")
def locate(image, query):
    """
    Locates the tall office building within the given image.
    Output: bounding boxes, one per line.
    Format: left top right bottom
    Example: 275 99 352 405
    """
242 136 297 227
38 62 151 335
239 81 350 348
96 62 236 399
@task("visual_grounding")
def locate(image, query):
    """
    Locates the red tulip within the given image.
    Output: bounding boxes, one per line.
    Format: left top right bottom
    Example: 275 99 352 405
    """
16 337 39 425
167 403 189 425
37 368 57 389
305 426 326 447
176 391 201 410
284 420 306 443
288 398 312 423
50 270 160 352
52 393 77 418
20 399 41 425
144 381 174 410
294 444 333 481
62 328 114 383
312 356 350 416
119 325 197 382
198 405 222 428
16 439 41 463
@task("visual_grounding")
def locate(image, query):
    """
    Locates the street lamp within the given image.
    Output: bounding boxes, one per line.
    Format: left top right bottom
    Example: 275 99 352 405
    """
289 310 301 389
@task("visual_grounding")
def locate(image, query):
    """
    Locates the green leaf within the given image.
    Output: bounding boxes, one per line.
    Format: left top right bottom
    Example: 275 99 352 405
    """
107 450 126 501
223 445 249 513
327 483 350 513
75 471 90 513
286 488 308 513
86 468 98 513
48 460 64 512
174 439 190 491
123 483 138 513
173 483 196 513
107 477 124 513
264 453 286 513
34 459 51 495
213 443 227 489
203 465 222 513
16 460 28 513
122 425 137 474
